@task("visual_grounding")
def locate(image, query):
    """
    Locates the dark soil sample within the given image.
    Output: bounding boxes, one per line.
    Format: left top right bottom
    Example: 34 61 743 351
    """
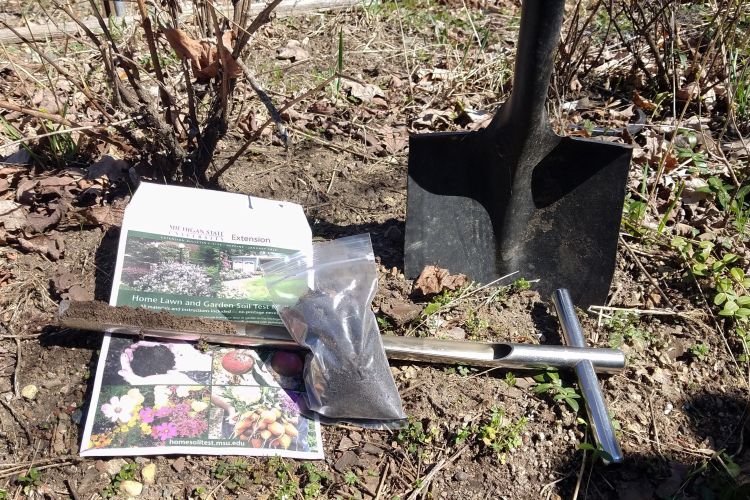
130 345 175 376
58 300 238 334
279 288 405 422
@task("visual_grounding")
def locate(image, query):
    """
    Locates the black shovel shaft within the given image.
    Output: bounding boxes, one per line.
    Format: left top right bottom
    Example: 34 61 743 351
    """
490 0 565 133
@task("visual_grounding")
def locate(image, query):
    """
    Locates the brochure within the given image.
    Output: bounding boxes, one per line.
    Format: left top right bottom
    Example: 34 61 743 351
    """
80 184 323 458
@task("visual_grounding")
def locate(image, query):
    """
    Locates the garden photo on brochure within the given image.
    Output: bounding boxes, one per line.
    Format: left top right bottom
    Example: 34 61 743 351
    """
80 335 323 458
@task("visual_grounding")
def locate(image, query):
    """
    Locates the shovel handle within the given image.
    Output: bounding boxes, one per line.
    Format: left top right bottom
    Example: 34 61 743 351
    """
552 289 624 464
490 0 565 132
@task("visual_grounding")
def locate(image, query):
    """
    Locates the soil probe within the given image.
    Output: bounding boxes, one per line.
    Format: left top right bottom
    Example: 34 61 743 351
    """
58 300 625 373
552 289 623 464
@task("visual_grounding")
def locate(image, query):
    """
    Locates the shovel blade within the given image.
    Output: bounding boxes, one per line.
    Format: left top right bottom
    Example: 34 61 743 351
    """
405 132 632 308
404 129 507 282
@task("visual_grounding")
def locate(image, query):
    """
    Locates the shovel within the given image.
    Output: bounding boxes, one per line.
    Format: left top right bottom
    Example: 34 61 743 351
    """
404 0 632 308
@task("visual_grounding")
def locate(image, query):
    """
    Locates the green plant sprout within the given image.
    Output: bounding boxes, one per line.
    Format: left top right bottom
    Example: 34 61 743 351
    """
17 468 42 495
455 407 526 463
689 343 710 361
604 311 651 348
101 462 137 498
300 463 331 499
532 371 581 412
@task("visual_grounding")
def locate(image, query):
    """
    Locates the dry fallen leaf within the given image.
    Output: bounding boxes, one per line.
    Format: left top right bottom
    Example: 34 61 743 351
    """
164 28 241 80
633 91 658 112
0 200 26 232
82 204 125 227
18 234 64 260
342 80 386 104
413 265 468 298
25 208 63 234
276 40 309 62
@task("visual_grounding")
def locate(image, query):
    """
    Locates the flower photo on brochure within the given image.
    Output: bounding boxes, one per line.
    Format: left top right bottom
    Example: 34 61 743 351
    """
86 385 210 450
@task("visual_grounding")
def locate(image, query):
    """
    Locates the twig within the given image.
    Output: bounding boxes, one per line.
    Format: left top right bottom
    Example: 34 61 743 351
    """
65 479 81 500
135 0 173 118
233 0 284 56
0 99 126 149
571 444 586 500
0 334 41 340
207 2 230 122
13 337 21 399
406 445 468 500
288 125 379 160
216 73 337 178
648 396 663 455
0 22 113 121
0 399 32 445
0 117 140 153
206 475 231 499
375 459 390 500
619 236 674 307
235 58 288 146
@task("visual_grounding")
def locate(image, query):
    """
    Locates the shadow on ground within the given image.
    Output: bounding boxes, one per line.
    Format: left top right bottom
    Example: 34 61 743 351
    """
555 390 750 499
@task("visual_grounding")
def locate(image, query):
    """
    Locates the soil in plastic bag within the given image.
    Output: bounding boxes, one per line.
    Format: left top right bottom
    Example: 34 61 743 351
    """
266 234 405 423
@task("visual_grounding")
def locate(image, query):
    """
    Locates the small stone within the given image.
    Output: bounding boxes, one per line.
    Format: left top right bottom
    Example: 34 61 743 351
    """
119 480 143 497
334 451 359 472
105 458 128 476
337 436 356 450
141 463 156 485
442 327 466 340
171 456 186 473
21 384 38 400
663 403 674 415
453 471 470 482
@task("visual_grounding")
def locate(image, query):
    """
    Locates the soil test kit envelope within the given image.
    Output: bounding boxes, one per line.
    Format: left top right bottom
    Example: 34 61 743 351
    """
81 183 324 458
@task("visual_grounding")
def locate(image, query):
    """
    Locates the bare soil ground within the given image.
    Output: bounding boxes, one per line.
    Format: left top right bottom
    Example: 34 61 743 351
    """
1 0 750 499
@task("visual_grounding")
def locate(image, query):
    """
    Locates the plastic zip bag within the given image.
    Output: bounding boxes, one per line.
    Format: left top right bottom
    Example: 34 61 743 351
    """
264 234 405 423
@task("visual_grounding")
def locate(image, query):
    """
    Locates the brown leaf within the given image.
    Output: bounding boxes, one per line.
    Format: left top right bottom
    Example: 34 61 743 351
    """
0 165 28 176
380 298 422 326
663 152 679 173
276 40 309 62
18 234 64 260
38 175 76 188
82 204 125 227
25 207 63 234
380 126 408 154
52 270 78 293
15 178 37 204
413 265 468 298
342 80 386 104
0 200 26 232
163 28 241 80
308 100 336 115
633 91 658 112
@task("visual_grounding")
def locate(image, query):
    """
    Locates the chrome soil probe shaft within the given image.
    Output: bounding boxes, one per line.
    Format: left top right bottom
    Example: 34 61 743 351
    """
552 289 624 464
58 301 625 373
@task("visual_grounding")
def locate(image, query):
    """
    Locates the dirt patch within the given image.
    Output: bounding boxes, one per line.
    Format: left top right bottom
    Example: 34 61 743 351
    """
59 301 238 335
